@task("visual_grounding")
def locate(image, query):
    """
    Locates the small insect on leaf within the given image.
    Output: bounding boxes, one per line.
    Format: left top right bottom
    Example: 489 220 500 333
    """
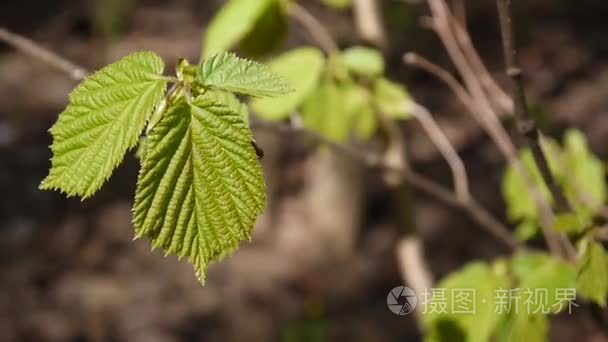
251 140 265 160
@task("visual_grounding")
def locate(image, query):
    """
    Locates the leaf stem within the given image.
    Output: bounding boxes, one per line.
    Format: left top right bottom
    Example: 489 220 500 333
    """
147 83 180 134
288 3 339 54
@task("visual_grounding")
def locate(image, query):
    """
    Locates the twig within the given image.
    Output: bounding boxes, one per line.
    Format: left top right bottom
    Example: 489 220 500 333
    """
252 119 519 250
288 3 339 54
449 15 513 113
404 52 477 116
595 225 608 242
353 0 388 49
495 0 577 260
409 101 470 203
425 0 564 258
495 0 571 215
451 0 467 26
397 236 433 319
0 27 87 81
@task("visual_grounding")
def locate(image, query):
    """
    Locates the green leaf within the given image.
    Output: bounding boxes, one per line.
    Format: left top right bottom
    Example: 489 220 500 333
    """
554 212 589 234
563 129 606 209
301 81 342 141
501 149 552 225
240 0 288 57
495 312 548 342
492 253 576 342
424 262 509 342
320 0 352 9
577 241 608 306
136 136 150 160
354 102 377 140
197 52 292 97
373 78 411 119
203 90 250 124
503 130 606 238
512 252 577 314
202 0 276 58
301 80 361 142
340 46 385 77
251 47 325 120
133 96 266 284
343 84 376 141
514 221 539 242
40 51 166 198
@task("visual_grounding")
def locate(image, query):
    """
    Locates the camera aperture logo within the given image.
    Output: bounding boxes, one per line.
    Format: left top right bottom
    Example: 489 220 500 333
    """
387 286 417 315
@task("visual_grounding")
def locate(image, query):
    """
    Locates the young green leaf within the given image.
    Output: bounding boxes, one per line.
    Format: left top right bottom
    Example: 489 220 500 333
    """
511 252 576 314
424 262 509 342
343 84 376 140
340 46 385 77
40 51 166 198
514 221 539 242
554 212 589 234
502 149 552 226
577 241 608 306
495 312 548 342
373 78 411 119
301 80 362 142
197 52 292 97
320 0 353 9
354 102 377 140
503 130 606 239
203 90 250 124
133 96 266 284
251 47 326 120
563 129 606 209
202 0 276 59
239 0 288 57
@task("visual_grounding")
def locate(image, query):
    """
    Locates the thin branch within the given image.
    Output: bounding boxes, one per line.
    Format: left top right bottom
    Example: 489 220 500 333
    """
0 27 87 81
495 0 571 215
425 0 564 258
595 225 608 243
449 15 513 113
451 0 467 27
288 3 339 54
404 52 477 116
397 236 433 320
252 119 520 250
353 0 388 49
409 101 470 203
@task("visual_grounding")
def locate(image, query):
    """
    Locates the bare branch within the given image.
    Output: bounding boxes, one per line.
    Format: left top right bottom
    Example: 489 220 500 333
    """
409 101 470 203
397 237 433 319
495 0 571 215
0 27 87 81
288 3 339 54
252 119 520 250
404 52 477 116
353 0 387 49
425 0 564 258
449 15 513 113
451 0 467 26
596 225 608 242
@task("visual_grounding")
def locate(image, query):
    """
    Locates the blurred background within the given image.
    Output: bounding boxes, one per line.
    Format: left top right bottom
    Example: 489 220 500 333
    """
1 0 608 341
